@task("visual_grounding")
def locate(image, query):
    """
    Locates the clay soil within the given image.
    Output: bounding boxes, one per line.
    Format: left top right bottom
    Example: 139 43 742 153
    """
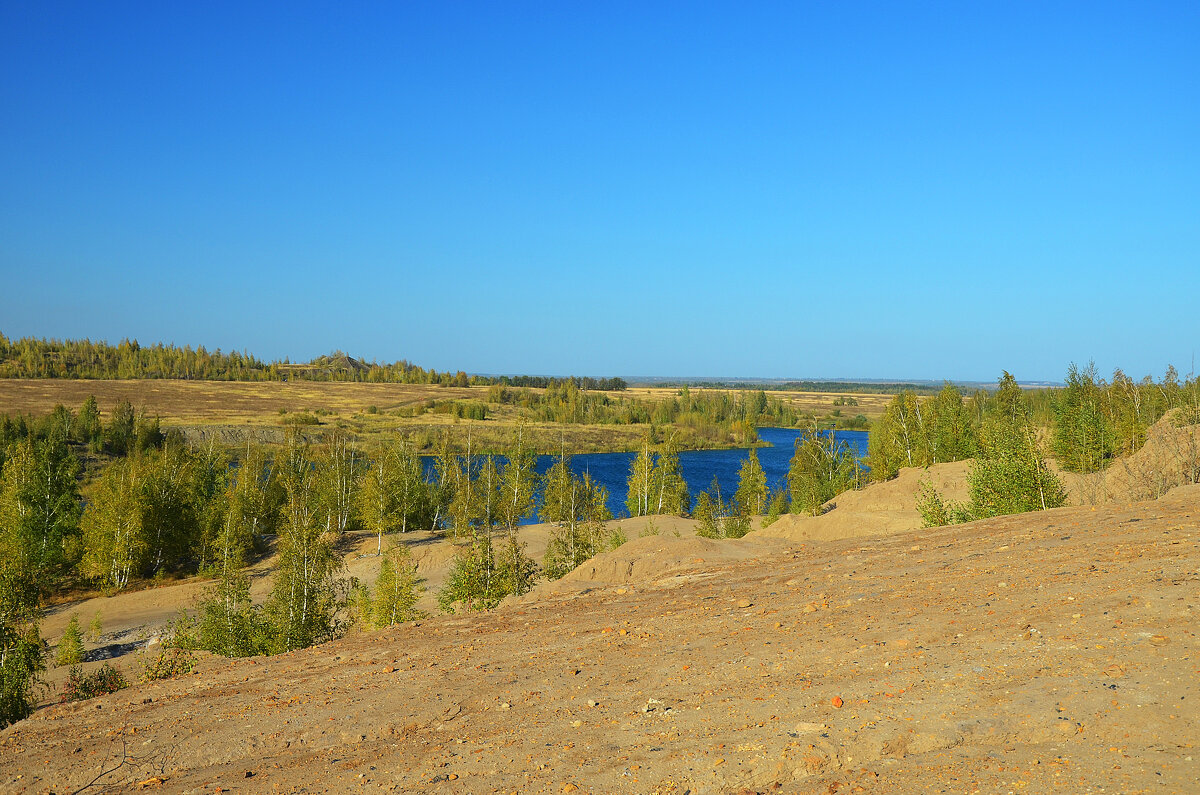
3 479 1197 793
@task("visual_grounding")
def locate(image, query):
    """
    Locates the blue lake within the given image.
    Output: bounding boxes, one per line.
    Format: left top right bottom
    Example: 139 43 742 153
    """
425 428 869 522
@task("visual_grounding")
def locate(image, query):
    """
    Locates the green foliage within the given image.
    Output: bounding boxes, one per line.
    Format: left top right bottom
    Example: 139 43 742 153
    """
624 437 690 517
370 544 422 627
438 531 538 612
787 429 862 515
494 532 539 600
1051 361 1118 472
55 615 84 666
760 486 788 528
81 445 204 590
139 646 196 682
59 663 127 702
692 477 750 539
0 435 82 586
77 395 103 451
544 520 622 579
316 430 362 535
193 566 272 657
868 384 976 481
540 445 616 578
914 479 971 528
80 463 140 591
264 431 346 652
105 399 137 456
969 378 1068 517
734 449 768 515
927 384 976 463
497 429 537 532
87 611 103 643
0 549 44 728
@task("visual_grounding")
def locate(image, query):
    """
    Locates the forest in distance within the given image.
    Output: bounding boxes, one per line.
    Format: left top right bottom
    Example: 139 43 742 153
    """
2 343 1199 726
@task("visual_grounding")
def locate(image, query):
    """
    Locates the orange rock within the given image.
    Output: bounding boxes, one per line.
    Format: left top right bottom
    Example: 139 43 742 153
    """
831 696 844 709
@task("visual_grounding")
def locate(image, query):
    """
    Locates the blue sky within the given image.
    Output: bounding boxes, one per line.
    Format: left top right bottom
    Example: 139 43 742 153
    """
1 2 1197 382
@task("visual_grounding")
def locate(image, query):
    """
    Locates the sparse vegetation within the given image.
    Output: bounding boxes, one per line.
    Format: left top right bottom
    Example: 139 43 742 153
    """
55 615 84 666
787 428 863 516
59 663 127 702
139 646 196 681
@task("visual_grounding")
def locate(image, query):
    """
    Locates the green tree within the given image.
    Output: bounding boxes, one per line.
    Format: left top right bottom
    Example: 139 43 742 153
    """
138 446 200 576
370 543 421 627
0 436 82 585
265 431 344 652
1051 361 1116 472
358 445 401 556
76 395 103 451
543 470 617 578
393 440 429 534
0 514 45 727
81 459 146 592
867 391 926 480
55 615 84 666
625 441 656 517
650 440 690 516
497 429 537 533
317 430 362 534
926 383 976 463
788 429 862 515
693 476 750 539
105 399 136 456
969 373 1067 517
734 449 768 515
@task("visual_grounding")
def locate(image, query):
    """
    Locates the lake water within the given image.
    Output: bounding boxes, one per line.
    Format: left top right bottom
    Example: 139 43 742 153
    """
426 428 869 522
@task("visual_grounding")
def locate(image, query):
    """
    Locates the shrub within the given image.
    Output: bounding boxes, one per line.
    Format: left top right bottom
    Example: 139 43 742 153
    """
55 615 85 666
60 663 127 702
139 647 196 682
87 611 103 643
915 479 971 528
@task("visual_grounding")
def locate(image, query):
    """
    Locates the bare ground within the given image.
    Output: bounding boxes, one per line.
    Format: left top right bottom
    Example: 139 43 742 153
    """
4 476 1197 794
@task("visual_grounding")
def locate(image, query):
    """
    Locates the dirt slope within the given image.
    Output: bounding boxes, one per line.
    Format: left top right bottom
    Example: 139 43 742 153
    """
4 484 1197 794
754 460 972 543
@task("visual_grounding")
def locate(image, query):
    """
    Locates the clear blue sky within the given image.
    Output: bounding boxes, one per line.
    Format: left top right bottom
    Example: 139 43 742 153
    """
2 2 1197 382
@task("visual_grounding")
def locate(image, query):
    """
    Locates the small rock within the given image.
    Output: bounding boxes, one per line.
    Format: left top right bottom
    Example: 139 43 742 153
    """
803 604 817 613
1150 635 1170 646
736 599 753 609
498 702 511 710
587 700 598 708
794 721 827 733
831 696 844 709
570 720 582 728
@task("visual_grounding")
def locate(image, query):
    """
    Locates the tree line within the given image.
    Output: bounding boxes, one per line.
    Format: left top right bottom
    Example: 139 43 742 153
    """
866 365 1200 527
0 334 626 390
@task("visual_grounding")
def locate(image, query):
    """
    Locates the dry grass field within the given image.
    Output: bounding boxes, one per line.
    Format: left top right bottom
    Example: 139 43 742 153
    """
633 386 891 420
0 379 892 453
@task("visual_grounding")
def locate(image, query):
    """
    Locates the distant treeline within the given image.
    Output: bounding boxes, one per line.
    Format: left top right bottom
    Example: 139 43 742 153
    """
0 334 626 390
643 379 943 395
487 382 800 431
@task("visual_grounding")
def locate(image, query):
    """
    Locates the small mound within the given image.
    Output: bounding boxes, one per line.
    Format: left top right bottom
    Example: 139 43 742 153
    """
753 459 971 542
528 524 770 597
1097 415 1200 503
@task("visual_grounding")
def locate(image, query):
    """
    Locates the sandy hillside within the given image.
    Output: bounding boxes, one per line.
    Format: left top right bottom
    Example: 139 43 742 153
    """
755 460 972 543
4 481 1197 794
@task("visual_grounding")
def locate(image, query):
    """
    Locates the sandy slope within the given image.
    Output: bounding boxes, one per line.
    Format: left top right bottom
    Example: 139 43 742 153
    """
4 480 1197 794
